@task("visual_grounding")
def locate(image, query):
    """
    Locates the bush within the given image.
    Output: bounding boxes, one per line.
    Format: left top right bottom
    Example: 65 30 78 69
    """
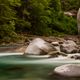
61 0 80 11
50 12 77 35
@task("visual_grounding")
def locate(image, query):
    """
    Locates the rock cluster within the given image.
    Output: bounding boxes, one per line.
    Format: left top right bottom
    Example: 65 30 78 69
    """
24 38 80 77
24 38 80 59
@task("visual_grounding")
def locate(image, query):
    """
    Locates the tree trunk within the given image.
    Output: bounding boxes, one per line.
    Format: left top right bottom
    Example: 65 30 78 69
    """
77 8 80 35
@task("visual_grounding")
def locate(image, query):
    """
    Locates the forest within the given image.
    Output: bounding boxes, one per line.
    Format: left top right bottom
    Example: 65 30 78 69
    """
0 0 80 42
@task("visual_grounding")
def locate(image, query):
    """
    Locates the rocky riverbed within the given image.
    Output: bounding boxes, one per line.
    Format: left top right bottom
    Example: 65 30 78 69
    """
0 35 80 53
0 35 80 59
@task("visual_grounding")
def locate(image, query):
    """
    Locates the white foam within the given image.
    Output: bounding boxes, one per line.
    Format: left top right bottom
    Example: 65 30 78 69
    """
0 53 23 56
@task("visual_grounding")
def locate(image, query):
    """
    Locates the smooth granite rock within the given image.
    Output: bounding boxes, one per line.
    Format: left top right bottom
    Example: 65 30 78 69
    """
24 38 56 55
60 40 78 53
54 64 80 77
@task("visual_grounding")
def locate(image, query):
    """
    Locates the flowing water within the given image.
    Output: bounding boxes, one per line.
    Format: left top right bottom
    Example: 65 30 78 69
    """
0 54 80 80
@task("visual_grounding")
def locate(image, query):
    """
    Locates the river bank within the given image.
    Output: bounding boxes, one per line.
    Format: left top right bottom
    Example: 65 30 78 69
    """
0 35 80 53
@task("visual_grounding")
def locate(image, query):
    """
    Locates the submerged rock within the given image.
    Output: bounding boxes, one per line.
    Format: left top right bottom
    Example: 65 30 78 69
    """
54 64 80 77
24 38 56 55
70 55 80 59
60 40 79 53
68 53 80 60
48 51 67 58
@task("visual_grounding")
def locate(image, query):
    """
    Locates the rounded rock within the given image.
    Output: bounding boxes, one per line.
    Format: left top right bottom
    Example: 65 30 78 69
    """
54 64 80 77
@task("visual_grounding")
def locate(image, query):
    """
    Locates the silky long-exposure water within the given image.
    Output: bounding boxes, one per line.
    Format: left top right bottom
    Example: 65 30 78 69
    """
0 53 80 80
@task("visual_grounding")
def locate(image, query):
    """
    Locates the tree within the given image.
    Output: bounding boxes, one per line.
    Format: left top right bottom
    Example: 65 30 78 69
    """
50 0 61 12
61 0 80 11
49 0 77 35
0 0 16 39
27 0 52 35
13 0 31 32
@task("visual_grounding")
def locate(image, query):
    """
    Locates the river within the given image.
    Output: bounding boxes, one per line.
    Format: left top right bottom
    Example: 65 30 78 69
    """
0 53 80 80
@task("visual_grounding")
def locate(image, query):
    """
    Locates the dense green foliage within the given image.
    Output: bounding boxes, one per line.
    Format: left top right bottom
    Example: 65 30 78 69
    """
61 0 80 11
0 0 79 41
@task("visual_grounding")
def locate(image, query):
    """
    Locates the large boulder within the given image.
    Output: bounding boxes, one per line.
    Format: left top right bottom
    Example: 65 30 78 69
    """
24 38 56 55
54 64 80 77
60 40 79 53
